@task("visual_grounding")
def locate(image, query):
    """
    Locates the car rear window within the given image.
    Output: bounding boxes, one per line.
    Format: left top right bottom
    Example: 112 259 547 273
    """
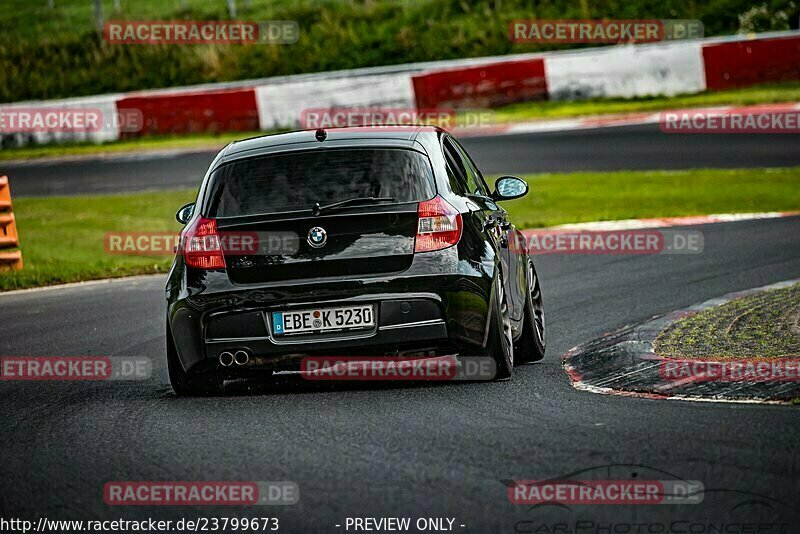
205 148 436 217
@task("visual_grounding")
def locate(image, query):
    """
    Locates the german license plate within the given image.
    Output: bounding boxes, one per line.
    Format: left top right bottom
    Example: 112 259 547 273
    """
272 305 375 336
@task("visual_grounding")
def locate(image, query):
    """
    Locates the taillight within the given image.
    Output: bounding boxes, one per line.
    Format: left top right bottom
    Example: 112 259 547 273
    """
181 217 226 269
415 196 463 253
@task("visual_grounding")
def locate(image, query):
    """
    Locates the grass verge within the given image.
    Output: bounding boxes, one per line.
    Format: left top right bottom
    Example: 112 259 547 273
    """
1 189 195 291
655 283 800 359
1 166 799 291
509 167 800 229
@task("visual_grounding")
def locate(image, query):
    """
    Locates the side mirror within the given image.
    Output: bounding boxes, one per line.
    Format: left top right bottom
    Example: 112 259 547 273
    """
492 176 528 201
176 203 195 225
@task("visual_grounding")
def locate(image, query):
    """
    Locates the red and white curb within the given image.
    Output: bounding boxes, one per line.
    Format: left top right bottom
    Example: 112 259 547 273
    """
562 279 800 404
545 211 800 232
455 102 800 137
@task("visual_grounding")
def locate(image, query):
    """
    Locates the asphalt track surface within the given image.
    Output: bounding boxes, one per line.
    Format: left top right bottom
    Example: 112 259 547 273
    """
2 216 800 530
5 124 800 197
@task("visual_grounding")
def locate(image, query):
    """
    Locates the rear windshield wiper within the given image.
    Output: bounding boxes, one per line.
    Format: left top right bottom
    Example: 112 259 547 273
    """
312 196 396 216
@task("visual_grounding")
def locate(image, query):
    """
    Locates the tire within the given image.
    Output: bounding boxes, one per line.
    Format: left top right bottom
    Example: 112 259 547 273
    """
515 260 546 363
488 276 515 380
166 325 224 396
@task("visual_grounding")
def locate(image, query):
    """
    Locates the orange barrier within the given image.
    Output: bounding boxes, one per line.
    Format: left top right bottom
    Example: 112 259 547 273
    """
0 213 18 247
0 176 22 270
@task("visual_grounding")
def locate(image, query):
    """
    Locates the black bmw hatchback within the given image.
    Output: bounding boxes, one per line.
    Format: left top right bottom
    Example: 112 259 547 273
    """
166 126 545 395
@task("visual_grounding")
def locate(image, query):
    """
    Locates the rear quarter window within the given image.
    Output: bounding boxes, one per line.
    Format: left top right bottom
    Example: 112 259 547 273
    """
205 148 436 217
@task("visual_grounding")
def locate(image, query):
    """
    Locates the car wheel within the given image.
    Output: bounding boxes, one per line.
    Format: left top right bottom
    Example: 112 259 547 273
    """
515 260 546 363
488 276 515 380
166 325 224 397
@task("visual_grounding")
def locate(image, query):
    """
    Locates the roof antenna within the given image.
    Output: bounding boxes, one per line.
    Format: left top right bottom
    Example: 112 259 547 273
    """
315 128 327 142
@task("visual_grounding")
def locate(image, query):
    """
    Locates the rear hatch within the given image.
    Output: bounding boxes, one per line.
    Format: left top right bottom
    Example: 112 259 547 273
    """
204 147 436 284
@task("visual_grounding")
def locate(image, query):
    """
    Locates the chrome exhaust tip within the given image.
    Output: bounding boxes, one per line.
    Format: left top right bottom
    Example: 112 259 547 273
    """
233 350 250 366
219 351 234 367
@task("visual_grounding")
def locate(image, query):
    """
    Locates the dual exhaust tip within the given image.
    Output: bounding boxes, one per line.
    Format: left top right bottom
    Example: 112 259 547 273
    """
219 350 249 367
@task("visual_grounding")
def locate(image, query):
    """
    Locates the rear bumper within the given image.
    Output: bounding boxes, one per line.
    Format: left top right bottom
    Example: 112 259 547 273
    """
204 294 450 372
166 251 494 374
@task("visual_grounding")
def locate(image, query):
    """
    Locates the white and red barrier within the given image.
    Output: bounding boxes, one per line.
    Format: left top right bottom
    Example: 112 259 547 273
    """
412 58 547 109
702 35 800 90
542 41 706 100
411 32 799 107
0 31 798 148
255 72 415 130
0 94 122 147
117 88 259 137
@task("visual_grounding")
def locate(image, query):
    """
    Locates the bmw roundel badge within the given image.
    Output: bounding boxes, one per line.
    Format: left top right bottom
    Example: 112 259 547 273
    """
307 226 328 248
